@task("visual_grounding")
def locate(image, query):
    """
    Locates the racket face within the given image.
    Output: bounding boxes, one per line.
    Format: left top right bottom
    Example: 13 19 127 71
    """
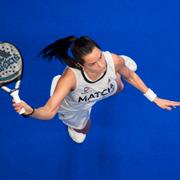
0 42 23 86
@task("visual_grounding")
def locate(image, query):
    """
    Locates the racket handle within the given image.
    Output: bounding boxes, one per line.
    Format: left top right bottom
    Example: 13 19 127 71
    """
10 91 26 115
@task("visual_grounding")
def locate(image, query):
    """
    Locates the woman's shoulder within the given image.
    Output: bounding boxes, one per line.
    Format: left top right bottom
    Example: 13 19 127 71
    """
60 67 77 90
62 67 76 79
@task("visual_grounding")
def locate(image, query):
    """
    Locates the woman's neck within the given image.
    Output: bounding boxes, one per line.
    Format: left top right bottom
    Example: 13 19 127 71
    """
82 67 106 81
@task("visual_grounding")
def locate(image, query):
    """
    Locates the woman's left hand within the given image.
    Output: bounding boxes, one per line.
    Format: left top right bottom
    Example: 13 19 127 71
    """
153 97 180 110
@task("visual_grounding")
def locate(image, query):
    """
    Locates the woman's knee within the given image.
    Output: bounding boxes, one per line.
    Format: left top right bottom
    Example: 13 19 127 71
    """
116 82 124 94
115 74 124 94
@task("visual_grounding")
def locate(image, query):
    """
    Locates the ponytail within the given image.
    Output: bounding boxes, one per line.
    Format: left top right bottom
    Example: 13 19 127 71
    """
39 35 101 69
39 36 78 68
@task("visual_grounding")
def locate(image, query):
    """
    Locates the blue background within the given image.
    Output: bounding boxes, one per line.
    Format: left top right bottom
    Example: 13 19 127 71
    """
1 0 180 179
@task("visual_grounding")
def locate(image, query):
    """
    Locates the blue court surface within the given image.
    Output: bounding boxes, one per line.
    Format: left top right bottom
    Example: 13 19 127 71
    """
1 0 180 180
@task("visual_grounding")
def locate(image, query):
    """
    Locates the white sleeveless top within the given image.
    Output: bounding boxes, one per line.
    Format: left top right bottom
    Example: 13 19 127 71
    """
58 51 118 129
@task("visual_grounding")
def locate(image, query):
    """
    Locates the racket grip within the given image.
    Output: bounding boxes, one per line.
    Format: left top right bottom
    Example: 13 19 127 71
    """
10 91 26 115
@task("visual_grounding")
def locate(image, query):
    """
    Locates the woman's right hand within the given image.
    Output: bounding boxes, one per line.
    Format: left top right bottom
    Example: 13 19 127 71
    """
12 100 34 115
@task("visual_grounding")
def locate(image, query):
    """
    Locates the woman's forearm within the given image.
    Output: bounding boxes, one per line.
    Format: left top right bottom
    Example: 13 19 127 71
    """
125 71 149 94
31 106 57 120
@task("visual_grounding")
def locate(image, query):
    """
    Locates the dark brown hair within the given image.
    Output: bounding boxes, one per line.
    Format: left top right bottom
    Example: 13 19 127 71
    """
39 35 101 69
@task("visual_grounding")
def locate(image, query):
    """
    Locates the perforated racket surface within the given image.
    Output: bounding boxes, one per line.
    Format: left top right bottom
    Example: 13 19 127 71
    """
0 42 25 114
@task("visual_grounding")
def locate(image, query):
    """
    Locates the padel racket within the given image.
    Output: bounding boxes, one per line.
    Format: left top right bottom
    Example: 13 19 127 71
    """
0 42 25 114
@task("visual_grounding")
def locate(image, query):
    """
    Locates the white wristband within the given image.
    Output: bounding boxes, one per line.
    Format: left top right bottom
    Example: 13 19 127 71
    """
144 88 157 102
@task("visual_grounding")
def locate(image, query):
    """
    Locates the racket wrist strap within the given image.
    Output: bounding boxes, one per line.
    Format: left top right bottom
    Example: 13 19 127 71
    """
22 107 35 118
